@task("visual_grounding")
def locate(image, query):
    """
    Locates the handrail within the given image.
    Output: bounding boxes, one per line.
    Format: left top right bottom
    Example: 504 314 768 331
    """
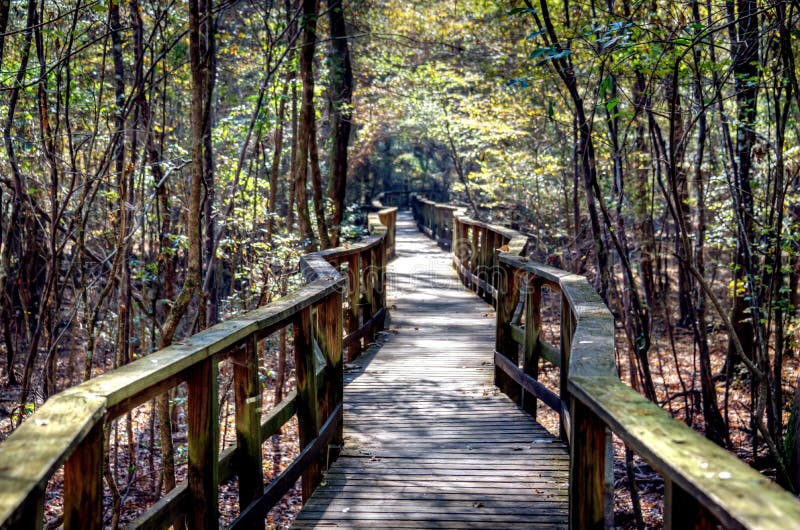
412 196 800 530
410 194 463 250
367 205 397 259
0 211 396 530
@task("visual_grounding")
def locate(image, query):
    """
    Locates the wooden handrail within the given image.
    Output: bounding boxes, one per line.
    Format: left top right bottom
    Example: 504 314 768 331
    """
410 194 462 250
0 212 396 530
412 196 800 530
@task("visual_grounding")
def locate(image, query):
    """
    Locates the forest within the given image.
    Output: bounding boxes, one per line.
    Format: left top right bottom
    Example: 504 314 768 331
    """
0 0 798 527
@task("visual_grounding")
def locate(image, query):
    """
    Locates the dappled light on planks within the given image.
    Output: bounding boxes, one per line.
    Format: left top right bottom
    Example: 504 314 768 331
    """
292 212 568 529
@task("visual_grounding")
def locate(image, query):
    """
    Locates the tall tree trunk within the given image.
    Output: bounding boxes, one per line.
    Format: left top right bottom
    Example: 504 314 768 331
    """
266 79 290 242
203 9 218 327
326 0 353 247
293 0 318 250
309 117 331 248
156 0 211 497
12 0 40 405
726 0 760 374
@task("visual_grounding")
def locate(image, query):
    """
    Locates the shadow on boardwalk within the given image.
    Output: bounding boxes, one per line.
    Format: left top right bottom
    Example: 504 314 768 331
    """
292 212 569 529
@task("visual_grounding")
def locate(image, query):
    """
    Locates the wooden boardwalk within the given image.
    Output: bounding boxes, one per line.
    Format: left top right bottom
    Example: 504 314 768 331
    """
292 212 569 529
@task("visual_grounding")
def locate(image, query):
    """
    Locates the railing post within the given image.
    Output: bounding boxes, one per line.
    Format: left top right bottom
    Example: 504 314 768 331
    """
316 290 344 459
362 247 376 343
443 207 453 248
293 306 321 501
495 257 521 403
489 231 501 304
664 479 717 529
233 336 263 526
469 225 479 293
453 216 467 279
345 253 361 360
569 398 613 530
64 421 102 530
389 210 396 258
560 294 574 442
378 209 396 259
522 277 542 417
376 238 387 312
187 355 220 529
477 228 488 299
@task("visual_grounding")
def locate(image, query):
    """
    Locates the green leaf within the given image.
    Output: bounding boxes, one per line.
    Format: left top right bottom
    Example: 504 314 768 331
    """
508 7 536 16
526 30 545 40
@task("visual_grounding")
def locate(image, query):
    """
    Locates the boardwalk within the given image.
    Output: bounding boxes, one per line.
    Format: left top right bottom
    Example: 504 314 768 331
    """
292 212 569 529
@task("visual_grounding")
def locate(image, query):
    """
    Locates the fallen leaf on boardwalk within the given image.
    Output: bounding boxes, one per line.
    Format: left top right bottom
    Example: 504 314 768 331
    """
342 507 350 513
414 326 419 330
473 502 484 508
499 245 510 252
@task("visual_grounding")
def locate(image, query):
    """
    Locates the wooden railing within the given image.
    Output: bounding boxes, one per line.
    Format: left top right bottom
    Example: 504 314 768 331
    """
368 202 397 259
412 196 800 530
410 195 461 250
0 207 396 530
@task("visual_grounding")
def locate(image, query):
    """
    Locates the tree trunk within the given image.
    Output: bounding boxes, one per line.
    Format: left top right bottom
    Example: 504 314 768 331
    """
293 0 318 250
326 0 353 247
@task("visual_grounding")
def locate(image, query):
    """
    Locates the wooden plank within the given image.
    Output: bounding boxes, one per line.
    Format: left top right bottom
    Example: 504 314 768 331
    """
522 277 542 416
0 493 42 530
293 522 565 529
